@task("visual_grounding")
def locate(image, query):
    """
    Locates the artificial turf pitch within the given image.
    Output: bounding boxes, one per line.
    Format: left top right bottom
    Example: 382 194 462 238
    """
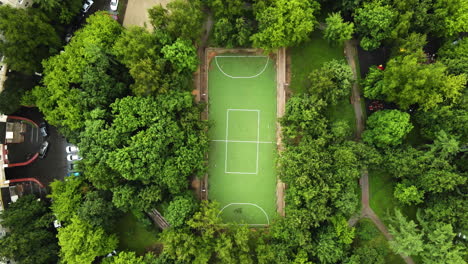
208 55 277 225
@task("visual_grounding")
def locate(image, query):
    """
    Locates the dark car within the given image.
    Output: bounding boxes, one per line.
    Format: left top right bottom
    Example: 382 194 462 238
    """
39 122 48 137
39 141 49 159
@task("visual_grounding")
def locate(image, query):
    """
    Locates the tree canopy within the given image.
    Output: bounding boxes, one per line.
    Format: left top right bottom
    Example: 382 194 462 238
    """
251 0 320 51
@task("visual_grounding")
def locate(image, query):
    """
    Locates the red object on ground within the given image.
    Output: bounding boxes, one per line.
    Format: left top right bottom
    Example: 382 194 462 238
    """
6 153 39 167
8 177 45 188
377 65 385 70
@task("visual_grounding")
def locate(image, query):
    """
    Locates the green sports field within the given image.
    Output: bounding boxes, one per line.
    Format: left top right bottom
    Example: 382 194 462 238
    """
208 54 277 225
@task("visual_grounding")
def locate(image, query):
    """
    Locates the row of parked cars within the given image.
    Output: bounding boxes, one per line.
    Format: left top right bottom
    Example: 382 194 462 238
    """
66 146 82 177
82 0 119 13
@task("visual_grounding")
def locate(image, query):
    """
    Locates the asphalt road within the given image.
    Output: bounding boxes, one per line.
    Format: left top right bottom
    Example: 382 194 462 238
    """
5 107 68 190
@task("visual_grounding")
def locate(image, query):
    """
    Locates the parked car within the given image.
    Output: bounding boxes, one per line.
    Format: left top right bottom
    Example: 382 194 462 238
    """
66 172 81 177
53 220 62 228
39 141 49 159
67 154 82 161
82 0 94 13
110 0 118 11
106 250 117 258
65 33 73 43
66 146 79 153
39 122 48 137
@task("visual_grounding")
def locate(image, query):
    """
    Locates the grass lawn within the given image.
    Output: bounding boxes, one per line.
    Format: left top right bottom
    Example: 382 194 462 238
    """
368 169 417 224
115 213 160 255
289 31 345 94
325 98 356 139
355 219 406 264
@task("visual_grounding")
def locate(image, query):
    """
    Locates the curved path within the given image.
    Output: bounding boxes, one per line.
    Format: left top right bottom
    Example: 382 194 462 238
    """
344 40 415 264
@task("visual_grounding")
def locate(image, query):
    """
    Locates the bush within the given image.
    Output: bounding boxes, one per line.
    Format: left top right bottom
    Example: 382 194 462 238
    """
363 110 413 148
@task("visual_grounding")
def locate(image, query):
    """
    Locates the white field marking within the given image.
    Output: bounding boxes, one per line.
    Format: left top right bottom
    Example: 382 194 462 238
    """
215 56 270 79
224 109 229 173
256 111 260 174
215 56 268 58
217 203 270 225
211 140 274 144
227 109 260 112
224 109 261 174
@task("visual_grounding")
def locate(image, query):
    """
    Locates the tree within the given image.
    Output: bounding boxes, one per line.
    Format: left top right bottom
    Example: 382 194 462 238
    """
307 60 353 105
439 37 468 75
377 52 466 110
35 0 83 24
0 72 39 114
161 39 199 73
102 251 146 264
165 196 197 228
353 1 397 50
324 12 354 45
251 0 320 51
0 195 59 264
49 178 86 223
430 0 468 37
76 191 119 230
416 106 468 143
387 209 424 256
33 13 127 138
363 110 413 148
57 216 118 264
420 223 466 264
394 182 424 205
149 0 203 42
0 6 60 73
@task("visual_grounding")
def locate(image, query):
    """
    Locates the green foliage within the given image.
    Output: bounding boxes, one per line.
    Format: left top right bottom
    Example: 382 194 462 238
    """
49 178 86 223
439 38 468 75
354 1 397 50
387 209 424 256
165 196 197 228
307 60 353 105
101 251 160 264
381 52 466 110
420 222 466 264
0 6 60 73
362 67 385 100
161 201 259 263
79 94 208 210
148 0 203 42
430 0 468 37
324 12 354 45
35 0 82 24
76 191 119 231
161 39 198 73
0 195 58 264
207 0 244 18
363 110 413 148
416 106 468 143
251 0 320 51
0 73 38 114
394 183 424 205
57 216 118 264
33 13 127 137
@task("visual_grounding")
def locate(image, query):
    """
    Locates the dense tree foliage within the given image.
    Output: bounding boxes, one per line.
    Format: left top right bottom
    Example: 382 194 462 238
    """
324 12 354 45
0 6 60 73
362 110 413 148
79 94 208 211
33 13 128 138
57 216 118 264
251 0 320 51
353 1 397 50
307 60 353 105
148 0 203 42
35 0 82 24
0 195 58 264
363 51 466 110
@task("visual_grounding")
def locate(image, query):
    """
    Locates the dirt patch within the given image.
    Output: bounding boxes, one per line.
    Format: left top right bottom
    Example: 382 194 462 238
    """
123 0 172 31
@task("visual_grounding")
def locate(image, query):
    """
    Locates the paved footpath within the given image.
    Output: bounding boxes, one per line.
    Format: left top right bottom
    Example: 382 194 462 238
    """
343 39 415 264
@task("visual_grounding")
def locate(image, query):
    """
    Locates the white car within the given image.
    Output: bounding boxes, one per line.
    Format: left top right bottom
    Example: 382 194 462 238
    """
66 146 79 153
110 0 118 11
82 0 94 13
67 154 82 161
